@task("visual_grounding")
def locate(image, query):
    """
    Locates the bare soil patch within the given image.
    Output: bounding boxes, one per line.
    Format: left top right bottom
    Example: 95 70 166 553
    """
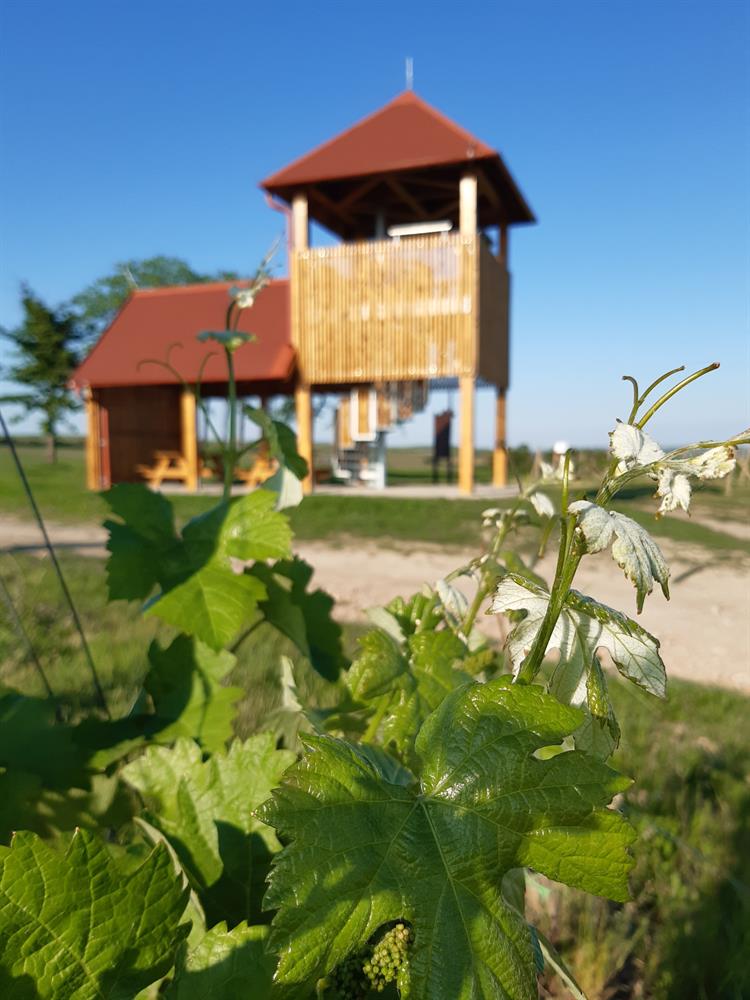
1 514 748 693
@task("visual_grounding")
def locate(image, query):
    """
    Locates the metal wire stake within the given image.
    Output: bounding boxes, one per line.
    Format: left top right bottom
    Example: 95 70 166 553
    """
0 565 60 714
0 409 111 717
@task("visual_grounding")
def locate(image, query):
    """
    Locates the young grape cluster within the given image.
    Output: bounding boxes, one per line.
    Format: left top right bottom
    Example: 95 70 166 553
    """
325 922 412 998
326 950 370 999
363 923 411 992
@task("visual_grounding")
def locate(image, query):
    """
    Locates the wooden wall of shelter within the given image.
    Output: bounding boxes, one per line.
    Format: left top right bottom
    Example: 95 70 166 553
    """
85 385 192 488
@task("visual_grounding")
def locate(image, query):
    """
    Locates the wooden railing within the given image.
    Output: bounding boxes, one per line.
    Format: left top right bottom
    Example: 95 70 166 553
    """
292 233 478 383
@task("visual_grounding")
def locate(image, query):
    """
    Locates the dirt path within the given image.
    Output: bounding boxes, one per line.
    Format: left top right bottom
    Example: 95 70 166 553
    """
2 515 748 694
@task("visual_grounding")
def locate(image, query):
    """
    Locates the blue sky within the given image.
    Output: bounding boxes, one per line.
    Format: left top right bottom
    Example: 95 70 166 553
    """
1 0 748 449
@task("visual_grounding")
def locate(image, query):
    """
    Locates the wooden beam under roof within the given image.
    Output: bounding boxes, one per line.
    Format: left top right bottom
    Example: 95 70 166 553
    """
309 186 357 228
383 175 430 220
338 175 383 210
476 167 510 224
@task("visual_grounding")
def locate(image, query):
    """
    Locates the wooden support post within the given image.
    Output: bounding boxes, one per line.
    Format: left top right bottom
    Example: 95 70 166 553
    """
458 375 475 495
458 174 477 495
292 193 309 251
459 174 478 237
84 387 101 490
180 387 199 492
295 382 313 494
492 388 508 487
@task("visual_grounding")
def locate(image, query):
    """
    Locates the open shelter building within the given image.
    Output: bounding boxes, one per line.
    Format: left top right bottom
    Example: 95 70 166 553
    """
72 90 534 494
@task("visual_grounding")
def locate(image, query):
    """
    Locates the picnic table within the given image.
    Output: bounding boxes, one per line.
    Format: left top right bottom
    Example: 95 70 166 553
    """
137 444 279 491
136 450 212 489
200 443 278 489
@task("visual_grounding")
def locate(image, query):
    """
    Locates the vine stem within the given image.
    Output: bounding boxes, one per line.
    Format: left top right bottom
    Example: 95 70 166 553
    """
516 452 579 686
637 362 719 429
223 348 238 501
460 484 542 636
363 697 390 743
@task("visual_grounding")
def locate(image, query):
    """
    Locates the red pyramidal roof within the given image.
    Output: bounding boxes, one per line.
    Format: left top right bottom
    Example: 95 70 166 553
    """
262 91 499 188
71 280 293 390
261 91 533 224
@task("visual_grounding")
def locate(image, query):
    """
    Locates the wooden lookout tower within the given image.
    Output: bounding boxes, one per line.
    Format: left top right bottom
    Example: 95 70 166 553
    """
262 90 535 493
73 91 533 494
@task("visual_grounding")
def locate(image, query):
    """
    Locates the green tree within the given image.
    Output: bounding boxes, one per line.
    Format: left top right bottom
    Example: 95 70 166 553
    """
0 285 82 463
71 255 240 334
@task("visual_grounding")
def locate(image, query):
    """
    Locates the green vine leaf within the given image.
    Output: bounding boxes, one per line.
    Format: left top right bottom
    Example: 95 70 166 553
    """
103 484 180 600
348 628 471 756
258 679 635 1000
489 574 667 699
197 329 255 352
149 567 267 651
0 690 87 788
104 488 293 647
122 734 295 927
245 406 309 481
142 636 243 752
167 922 274 999
250 557 347 681
0 829 189 999
74 636 243 770
568 501 670 612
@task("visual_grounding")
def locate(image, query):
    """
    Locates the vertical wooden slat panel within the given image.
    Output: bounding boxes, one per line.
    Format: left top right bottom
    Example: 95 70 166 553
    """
292 233 479 383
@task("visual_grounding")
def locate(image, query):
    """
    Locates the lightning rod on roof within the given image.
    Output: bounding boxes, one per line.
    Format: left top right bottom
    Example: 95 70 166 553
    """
405 57 414 91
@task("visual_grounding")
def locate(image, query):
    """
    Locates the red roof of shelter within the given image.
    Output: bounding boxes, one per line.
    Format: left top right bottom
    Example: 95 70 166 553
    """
71 280 293 390
262 91 534 225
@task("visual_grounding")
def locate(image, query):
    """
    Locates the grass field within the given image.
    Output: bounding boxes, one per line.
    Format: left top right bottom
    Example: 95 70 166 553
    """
2 442 748 554
1 547 748 998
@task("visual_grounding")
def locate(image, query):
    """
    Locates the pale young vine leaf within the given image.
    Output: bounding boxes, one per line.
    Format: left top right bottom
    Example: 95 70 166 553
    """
610 423 665 469
529 491 555 518
258 679 635 1000
488 574 666 699
122 735 295 926
0 829 189 999
568 501 670 612
610 422 736 515
167 921 275 999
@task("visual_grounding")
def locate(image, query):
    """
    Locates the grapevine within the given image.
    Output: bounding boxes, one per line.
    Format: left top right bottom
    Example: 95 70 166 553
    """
0 344 745 1000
